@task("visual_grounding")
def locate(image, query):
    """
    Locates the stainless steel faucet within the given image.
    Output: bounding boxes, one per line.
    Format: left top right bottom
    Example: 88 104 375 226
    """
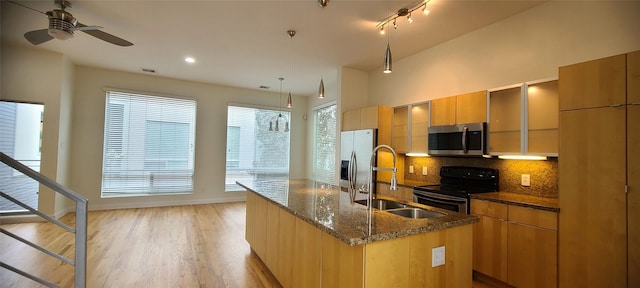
362 144 398 210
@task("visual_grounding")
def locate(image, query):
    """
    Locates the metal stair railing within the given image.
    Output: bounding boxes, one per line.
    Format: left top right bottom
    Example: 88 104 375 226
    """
0 152 88 288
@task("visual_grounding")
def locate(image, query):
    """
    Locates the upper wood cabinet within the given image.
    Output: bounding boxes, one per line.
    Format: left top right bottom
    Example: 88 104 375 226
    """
489 86 521 154
629 50 640 104
489 79 558 156
559 54 626 110
342 105 393 146
430 96 457 126
527 80 559 154
391 103 430 154
391 106 409 153
431 91 487 126
410 103 430 154
456 91 488 124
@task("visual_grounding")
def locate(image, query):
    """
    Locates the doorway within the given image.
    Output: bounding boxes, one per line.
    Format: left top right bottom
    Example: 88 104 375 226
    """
0 101 44 212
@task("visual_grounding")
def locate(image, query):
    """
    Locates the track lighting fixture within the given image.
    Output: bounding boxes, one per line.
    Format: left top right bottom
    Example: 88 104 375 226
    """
375 0 432 32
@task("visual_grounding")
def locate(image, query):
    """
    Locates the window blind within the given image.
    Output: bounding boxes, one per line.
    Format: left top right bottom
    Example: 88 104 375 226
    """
225 105 290 191
313 104 337 185
101 91 196 197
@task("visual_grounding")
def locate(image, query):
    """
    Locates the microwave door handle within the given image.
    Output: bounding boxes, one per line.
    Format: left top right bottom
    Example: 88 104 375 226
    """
462 126 468 154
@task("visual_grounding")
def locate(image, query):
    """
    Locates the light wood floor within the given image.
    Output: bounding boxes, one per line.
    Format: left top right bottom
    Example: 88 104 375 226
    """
1 202 495 287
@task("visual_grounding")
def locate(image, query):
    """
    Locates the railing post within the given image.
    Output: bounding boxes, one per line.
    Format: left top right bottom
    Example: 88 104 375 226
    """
74 200 88 288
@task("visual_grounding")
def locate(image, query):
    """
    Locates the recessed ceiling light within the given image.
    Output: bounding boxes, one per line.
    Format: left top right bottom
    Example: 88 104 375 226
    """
184 57 196 63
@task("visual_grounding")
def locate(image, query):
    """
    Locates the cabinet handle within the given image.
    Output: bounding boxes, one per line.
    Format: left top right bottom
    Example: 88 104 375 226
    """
609 104 625 107
632 102 640 105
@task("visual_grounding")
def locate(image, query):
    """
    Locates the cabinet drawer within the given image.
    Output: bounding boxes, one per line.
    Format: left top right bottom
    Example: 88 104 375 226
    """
508 205 557 231
471 199 508 219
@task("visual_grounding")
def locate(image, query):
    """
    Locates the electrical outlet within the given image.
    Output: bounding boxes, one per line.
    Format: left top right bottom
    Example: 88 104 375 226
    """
409 165 414 174
432 246 445 267
422 167 428 176
521 174 531 187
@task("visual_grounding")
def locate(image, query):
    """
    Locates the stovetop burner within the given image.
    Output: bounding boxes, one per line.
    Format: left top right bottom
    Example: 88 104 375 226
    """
414 166 499 198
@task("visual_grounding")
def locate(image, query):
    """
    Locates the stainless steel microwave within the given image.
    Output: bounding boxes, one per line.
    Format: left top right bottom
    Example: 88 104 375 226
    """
427 122 487 156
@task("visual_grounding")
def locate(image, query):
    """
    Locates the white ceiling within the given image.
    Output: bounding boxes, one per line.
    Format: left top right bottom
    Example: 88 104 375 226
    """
1 0 545 96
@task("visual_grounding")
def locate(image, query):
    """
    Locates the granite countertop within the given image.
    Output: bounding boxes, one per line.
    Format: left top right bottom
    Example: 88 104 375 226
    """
237 179 478 246
471 192 559 212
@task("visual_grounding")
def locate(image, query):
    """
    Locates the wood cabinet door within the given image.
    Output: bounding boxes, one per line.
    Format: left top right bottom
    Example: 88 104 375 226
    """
456 91 487 124
410 103 429 153
392 106 409 152
264 202 280 274
628 50 640 104
245 192 256 245
507 223 557 288
360 106 379 129
472 215 508 282
430 96 457 126
559 106 627 288
277 209 296 288
253 195 268 260
528 80 559 154
559 54 626 110
292 218 321 288
489 86 521 154
342 109 361 131
376 105 393 146
629 104 640 288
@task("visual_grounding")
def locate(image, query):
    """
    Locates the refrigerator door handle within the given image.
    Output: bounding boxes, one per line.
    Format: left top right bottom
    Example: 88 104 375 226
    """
351 151 358 189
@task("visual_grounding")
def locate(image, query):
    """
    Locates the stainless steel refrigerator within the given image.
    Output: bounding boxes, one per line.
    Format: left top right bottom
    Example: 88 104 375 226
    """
340 129 376 202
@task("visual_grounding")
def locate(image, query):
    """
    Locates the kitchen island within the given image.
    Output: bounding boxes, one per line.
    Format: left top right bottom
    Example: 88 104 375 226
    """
238 179 478 288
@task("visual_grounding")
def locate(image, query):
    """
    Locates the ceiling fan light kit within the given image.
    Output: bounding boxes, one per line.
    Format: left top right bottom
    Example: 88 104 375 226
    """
11 0 133 46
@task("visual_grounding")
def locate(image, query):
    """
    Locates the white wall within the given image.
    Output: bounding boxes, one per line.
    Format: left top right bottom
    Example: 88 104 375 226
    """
368 1 640 107
1 45 67 218
70 66 307 210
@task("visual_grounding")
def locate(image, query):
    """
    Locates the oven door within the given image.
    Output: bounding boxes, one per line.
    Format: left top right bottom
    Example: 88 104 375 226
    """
413 190 469 214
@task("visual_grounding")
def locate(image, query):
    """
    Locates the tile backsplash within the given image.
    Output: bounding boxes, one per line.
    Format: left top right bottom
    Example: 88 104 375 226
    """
403 156 558 198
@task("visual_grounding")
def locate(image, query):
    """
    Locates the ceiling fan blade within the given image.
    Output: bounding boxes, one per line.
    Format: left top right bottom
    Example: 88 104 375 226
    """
72 25 103 31
24 29 54 45
77 23 133 47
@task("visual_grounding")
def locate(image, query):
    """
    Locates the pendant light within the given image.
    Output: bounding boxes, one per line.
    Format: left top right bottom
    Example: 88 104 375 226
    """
318 3 327 99
286 30 296 108
269 77 289 133
318 77 325 99
383 24 392 74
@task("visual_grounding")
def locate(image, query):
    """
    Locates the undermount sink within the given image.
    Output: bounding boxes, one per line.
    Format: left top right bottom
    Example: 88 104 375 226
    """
354 199 407 210
386 208 445 219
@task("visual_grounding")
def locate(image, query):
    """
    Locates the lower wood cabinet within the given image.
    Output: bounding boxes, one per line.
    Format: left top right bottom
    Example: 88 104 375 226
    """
471 199 558 288
247 192 473 288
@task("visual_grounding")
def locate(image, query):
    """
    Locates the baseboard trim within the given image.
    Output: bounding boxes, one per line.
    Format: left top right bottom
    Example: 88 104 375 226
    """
88 196 247 211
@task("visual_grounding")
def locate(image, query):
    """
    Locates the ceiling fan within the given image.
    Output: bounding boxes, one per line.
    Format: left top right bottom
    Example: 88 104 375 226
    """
10 0 133 47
